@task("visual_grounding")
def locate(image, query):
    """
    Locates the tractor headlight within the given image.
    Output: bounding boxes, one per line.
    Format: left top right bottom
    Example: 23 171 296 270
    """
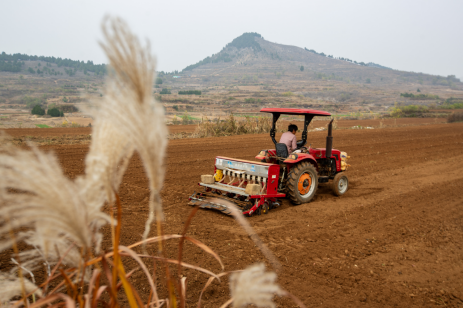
259 150 267 156
290 154 298 160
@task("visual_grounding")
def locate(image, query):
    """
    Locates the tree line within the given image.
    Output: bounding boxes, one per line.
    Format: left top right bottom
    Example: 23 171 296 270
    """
0 52 106 75
303 47 391 69
31 105 64 117
0 60 24 72
159 88 171 94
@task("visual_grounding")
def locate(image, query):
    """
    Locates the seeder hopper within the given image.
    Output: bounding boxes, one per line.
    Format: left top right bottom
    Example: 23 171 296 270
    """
189 108 350 216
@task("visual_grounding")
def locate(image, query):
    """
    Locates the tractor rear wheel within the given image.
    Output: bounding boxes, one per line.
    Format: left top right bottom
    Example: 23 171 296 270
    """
332 172 348 196
286 161 318 205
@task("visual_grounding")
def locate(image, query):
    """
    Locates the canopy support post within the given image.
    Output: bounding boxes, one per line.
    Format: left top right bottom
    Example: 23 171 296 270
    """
270 113 281 145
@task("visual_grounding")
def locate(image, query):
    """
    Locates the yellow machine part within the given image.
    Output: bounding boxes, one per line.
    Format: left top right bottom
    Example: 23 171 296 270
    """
340 151 351 171
214 169 223 182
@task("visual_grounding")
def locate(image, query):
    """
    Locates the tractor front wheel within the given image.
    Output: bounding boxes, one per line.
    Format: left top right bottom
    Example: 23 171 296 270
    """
332 172 348 196
286 162 318 205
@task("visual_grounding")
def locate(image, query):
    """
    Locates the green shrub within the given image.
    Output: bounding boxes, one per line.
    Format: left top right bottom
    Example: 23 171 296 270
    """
155 77 163 85
31 104 45 116
400 93 439 100
60 104 78 113
445 97 463 104
389 104 428 118
178 90 201 95
441 97 463 109
160 88 171 94
338 93 352 102
442 103 463 109
180 113 198 124
47 107 61 117
401 105 429 114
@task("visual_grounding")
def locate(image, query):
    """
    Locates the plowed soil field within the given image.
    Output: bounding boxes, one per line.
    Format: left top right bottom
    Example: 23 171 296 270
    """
2 122 463 307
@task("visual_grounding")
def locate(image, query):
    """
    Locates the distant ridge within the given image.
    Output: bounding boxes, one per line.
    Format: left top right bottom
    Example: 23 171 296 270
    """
178 32 460 88
0 52 106 76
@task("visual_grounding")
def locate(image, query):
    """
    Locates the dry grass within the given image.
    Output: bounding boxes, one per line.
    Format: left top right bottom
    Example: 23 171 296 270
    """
447 112 463 123
10 134 91 146
195 114 273 137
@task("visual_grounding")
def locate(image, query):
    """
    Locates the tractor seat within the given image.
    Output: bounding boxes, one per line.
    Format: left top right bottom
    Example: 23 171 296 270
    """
275 143 289 158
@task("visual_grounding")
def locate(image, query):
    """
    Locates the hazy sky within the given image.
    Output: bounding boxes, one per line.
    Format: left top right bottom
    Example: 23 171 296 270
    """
2 0 462 79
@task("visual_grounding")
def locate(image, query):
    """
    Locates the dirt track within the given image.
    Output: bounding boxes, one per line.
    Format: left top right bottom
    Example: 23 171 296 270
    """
3 122 463 307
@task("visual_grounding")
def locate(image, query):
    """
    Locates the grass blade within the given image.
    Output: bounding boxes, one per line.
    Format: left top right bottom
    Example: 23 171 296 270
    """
280 288 306 308
84 269 100 308
86 235 183 266
220 297 233 308
121 253 220 280
197 271 241 308
185 236 224 270
29 293 75 308
205 198 281 271
177 205 199 307
113 193 138 308
119 245 160 307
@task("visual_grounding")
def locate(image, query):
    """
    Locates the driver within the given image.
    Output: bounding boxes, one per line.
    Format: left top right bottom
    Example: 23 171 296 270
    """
279 124 298 154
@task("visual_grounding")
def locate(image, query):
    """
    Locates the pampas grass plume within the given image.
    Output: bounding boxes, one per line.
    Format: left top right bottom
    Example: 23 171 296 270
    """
0 272 42 304
0 142 110 261
230 263 282 308
97 17 168 241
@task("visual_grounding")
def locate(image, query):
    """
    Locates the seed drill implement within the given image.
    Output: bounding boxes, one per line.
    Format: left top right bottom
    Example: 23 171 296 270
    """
189 108 350 216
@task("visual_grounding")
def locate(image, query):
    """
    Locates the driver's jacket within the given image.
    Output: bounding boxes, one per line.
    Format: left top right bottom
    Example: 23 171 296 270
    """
279 131 297 154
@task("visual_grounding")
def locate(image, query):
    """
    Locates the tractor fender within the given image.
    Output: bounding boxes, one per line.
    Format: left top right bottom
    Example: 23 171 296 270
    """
284 153 318 170
255 149 276 160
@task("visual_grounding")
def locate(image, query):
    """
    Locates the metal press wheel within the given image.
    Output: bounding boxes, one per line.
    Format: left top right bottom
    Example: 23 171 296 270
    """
261 202 270 214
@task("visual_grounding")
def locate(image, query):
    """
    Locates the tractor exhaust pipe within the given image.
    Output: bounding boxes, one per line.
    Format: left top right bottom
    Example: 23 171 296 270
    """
326 119 334 158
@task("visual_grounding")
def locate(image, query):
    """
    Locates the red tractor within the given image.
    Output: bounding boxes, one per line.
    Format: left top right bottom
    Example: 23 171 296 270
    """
189 108 350 216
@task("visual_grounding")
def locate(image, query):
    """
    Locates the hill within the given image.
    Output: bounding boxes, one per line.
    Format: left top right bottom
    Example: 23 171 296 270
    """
179 33 461 89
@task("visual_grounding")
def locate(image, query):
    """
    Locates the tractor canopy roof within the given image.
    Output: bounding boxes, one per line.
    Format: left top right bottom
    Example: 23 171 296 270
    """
260 108 331 116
